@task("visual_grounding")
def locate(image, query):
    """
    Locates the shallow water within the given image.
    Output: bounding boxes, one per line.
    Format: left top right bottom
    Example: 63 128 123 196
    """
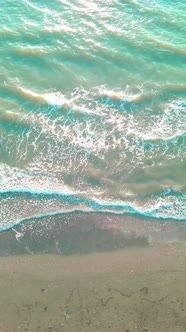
0 0 186 231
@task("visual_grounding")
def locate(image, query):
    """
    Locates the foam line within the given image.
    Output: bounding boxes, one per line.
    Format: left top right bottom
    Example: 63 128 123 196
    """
0 188 186 233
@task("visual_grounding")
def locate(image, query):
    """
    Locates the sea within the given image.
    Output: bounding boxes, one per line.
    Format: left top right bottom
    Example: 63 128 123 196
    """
0 0 186 234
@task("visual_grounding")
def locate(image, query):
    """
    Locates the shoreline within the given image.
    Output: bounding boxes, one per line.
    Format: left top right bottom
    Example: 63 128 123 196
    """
0 213 186 256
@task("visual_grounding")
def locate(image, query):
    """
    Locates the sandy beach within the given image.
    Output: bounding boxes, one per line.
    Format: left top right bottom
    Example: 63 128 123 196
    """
1 0 186 331
0 224 186 332
0 214 186 332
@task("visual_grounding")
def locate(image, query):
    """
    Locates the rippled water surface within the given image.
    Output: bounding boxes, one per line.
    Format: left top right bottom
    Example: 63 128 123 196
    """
0 0 186 231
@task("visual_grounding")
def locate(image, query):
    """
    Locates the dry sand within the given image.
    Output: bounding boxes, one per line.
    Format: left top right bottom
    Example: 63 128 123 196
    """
0 243 186 332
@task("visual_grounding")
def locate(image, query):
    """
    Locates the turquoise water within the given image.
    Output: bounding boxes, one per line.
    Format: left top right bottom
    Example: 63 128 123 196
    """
0 0 186 231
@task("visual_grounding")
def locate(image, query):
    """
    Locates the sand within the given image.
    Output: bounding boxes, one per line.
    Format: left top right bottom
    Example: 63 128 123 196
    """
0 243 186 332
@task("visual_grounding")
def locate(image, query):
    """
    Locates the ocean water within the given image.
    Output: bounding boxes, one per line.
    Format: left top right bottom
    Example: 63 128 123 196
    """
0 0 186 232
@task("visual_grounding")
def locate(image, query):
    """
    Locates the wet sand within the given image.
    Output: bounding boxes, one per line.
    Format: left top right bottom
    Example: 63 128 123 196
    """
0 245 186 332
0 215 186 331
